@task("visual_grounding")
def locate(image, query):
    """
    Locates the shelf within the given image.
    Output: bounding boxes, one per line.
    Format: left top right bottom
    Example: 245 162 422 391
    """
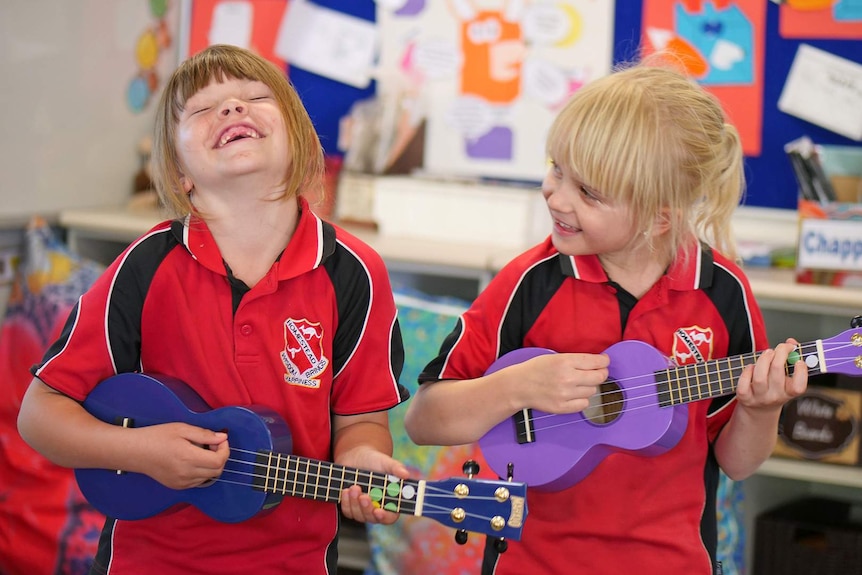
744 267 862 317
756 457 862 488
59 206 861 315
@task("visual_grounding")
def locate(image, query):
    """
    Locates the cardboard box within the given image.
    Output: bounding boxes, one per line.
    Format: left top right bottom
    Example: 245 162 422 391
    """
773 386 862 466
371 175 548 249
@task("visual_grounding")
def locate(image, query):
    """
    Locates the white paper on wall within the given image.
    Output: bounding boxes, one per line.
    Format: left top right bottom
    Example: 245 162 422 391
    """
208 1 254 49
778 44 862 142
274 0 377 89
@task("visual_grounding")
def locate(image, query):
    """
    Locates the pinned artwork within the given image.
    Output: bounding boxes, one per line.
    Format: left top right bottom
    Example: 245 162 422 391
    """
376 0 616 182
642 0 767 156
127 0 173 113
779 0 862 39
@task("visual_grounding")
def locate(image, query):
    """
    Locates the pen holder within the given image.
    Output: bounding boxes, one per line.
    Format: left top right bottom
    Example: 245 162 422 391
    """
795 145 862 287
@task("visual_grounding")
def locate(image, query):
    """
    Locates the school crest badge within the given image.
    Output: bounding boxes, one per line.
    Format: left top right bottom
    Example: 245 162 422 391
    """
281 318 328 388
672 325 714 366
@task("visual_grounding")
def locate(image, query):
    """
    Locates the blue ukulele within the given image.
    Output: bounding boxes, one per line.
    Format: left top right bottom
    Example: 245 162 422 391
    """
75 373 527 541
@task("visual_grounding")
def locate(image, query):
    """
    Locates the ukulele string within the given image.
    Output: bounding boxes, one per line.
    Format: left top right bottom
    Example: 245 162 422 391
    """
202 469 505 521
556 339 857 409
519 340 859 437
217 449 506 500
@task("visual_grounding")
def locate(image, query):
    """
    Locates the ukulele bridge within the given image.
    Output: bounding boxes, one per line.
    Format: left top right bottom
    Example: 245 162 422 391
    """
513 409 535 444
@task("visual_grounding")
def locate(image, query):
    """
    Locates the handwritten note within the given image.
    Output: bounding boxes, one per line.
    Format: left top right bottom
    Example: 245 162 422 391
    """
778 44 862 141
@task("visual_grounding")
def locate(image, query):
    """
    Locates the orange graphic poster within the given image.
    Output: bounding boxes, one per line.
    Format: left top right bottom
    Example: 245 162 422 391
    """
642 0 766 156
780 1 862 39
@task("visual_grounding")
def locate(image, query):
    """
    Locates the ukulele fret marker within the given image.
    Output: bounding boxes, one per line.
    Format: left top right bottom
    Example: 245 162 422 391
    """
325 462 334 500
386 476 402 512
278 454 288 495
313 460 322 500
656 370 673 408
338 465 346 501
670 366 681 405
687 365 698 402
287 456 298 497
252 452 269 492
368 474 384 509
705 366 721 397
389 477 402 513
802 343 818 371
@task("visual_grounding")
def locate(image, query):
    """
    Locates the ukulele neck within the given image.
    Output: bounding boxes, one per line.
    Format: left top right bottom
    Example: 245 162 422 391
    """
252 452 420 515
656 339 822 407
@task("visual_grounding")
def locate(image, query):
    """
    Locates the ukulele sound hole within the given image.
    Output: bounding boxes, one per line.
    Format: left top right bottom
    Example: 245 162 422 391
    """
583 380 623 425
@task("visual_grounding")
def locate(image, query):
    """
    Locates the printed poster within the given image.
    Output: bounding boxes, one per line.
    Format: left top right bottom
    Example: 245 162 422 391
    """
376 0 616 182
642 0 766 156
780 0 862 39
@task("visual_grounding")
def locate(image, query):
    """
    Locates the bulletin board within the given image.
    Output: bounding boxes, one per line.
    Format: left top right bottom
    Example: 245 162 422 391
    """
375 2 617 182
182 0 862 210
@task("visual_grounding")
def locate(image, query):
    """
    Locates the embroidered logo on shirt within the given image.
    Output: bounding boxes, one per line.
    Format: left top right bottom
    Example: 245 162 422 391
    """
672 325 714 365
280 318 328 388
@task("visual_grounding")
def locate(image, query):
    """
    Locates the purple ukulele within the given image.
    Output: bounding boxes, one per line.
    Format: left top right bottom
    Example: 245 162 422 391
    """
75 373 527 540
479 324 862 492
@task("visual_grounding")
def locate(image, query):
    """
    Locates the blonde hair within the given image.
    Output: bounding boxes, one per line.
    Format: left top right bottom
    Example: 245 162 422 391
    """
151 44 324 218
546 61 744 262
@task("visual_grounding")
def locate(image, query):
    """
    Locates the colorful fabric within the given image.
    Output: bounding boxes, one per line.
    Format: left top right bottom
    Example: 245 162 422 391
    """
0 219 104 575
717 474 746 574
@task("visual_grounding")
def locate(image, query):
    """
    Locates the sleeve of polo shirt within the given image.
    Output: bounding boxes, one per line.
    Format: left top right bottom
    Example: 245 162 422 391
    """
419 265 522 383
31 256 137 402
705 275 769 443
328 243 408 415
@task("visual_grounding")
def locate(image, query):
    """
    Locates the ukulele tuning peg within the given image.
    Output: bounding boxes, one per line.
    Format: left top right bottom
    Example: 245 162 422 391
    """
851 316 862 328
455 529 469 545
462 459 480 477
492 537 508 553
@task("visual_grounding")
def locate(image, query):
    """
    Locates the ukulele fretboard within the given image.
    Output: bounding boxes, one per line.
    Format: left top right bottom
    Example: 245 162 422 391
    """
655 339 823 407
252 452 419 515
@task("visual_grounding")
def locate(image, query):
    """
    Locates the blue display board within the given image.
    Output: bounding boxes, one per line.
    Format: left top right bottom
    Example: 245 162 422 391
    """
289 1 862 210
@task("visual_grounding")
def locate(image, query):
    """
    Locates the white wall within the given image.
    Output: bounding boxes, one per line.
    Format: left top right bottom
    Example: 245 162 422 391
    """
0 1 180 223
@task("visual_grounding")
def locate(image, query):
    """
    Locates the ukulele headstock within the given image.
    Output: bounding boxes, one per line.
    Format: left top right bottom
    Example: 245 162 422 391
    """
422 463 527 541
817 318 862 378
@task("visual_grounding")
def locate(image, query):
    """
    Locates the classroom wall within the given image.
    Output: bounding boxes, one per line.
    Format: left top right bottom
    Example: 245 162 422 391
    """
0 1 181 223
2 1 860 222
